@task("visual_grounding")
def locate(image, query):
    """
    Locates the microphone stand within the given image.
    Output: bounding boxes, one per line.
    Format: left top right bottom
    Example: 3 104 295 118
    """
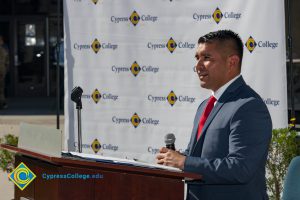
71 86 83 153
76 100 82 153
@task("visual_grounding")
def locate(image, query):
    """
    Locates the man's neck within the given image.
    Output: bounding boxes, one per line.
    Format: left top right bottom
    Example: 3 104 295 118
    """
212 74 241 100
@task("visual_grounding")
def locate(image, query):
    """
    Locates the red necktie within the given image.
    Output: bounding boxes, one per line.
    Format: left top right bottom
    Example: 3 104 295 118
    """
197 96 216 140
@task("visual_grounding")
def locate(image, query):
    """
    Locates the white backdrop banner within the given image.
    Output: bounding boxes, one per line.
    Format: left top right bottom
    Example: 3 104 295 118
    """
64 0 287 162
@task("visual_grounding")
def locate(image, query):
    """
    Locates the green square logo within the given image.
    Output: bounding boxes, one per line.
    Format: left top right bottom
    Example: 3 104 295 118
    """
8 162 36 190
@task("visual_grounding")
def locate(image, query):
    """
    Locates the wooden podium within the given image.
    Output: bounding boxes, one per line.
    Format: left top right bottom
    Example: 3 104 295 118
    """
1 144 200 200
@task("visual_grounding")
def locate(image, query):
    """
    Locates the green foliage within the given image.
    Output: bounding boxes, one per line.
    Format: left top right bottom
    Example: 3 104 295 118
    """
0 134 18 173
266 128 299 200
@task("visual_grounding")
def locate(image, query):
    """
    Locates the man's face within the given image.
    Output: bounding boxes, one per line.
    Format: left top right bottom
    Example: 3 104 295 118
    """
195 42 230 92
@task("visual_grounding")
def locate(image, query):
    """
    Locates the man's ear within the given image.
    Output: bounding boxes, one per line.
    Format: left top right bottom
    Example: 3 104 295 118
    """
227 55 240 72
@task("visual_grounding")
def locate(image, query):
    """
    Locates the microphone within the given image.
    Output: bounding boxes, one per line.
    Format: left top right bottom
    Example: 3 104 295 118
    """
164 133 176 150
71 86 83 109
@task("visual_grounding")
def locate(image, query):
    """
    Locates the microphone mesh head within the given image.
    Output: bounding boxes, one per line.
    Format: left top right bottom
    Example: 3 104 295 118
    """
164 133 176 145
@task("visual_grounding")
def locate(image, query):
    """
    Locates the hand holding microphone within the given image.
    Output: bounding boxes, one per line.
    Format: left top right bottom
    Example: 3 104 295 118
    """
156 133 186 169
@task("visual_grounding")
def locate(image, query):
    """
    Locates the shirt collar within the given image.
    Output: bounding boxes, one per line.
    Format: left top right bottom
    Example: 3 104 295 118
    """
212 74 241 101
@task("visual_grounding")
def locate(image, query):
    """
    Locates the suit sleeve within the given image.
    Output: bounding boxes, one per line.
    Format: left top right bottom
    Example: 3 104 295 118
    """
184 99 272 184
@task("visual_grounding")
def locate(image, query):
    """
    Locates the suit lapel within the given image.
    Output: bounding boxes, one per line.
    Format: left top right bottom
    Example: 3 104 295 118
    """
191 100 225 154
191 76 246 155
189 99 208 151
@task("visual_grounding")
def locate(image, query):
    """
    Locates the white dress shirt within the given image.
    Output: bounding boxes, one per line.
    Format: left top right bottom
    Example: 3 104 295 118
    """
212 74 242 105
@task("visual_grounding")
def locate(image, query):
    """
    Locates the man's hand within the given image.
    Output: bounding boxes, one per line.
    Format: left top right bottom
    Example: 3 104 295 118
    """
156 147 186 170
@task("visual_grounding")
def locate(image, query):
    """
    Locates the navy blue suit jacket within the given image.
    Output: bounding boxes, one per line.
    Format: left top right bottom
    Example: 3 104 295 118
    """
184 76 272 200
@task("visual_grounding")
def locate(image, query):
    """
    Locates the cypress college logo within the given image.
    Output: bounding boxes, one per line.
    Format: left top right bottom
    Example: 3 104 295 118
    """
148 37 195 53
91 138 101 153
73 38 118 54
245 36 279 53
8 162 36 190
212 7 223 24
75 139 118 152
193 7 241 24
82 89 118 104
111 61 159 77
91 139 119 153
111 10 158 26
148 91 196 106
112 113 159 128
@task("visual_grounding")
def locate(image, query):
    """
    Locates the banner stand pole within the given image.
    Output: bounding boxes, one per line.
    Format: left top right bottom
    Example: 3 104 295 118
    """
286 0 295 127
56 0 61 130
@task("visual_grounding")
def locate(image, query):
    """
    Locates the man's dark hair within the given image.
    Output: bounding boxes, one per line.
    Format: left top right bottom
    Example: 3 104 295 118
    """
198 30 243 64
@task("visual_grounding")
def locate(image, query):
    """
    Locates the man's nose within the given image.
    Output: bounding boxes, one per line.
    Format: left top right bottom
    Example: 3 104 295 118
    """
195 60 203 71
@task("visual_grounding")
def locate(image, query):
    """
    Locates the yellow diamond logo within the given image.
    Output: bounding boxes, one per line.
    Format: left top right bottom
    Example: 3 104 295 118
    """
131 113 141 128
91 38 101 54
166 37 177 53
92 89 102 104
167 91 178 106
245 36 257 53
91 0 98 4
129 11 140 26
91 139 101 153
8 162 36 191
212 7 223 24
130 61 141 77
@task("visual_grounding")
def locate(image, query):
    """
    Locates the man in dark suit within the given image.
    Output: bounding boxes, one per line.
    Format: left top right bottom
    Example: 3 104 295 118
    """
156 30 272 200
